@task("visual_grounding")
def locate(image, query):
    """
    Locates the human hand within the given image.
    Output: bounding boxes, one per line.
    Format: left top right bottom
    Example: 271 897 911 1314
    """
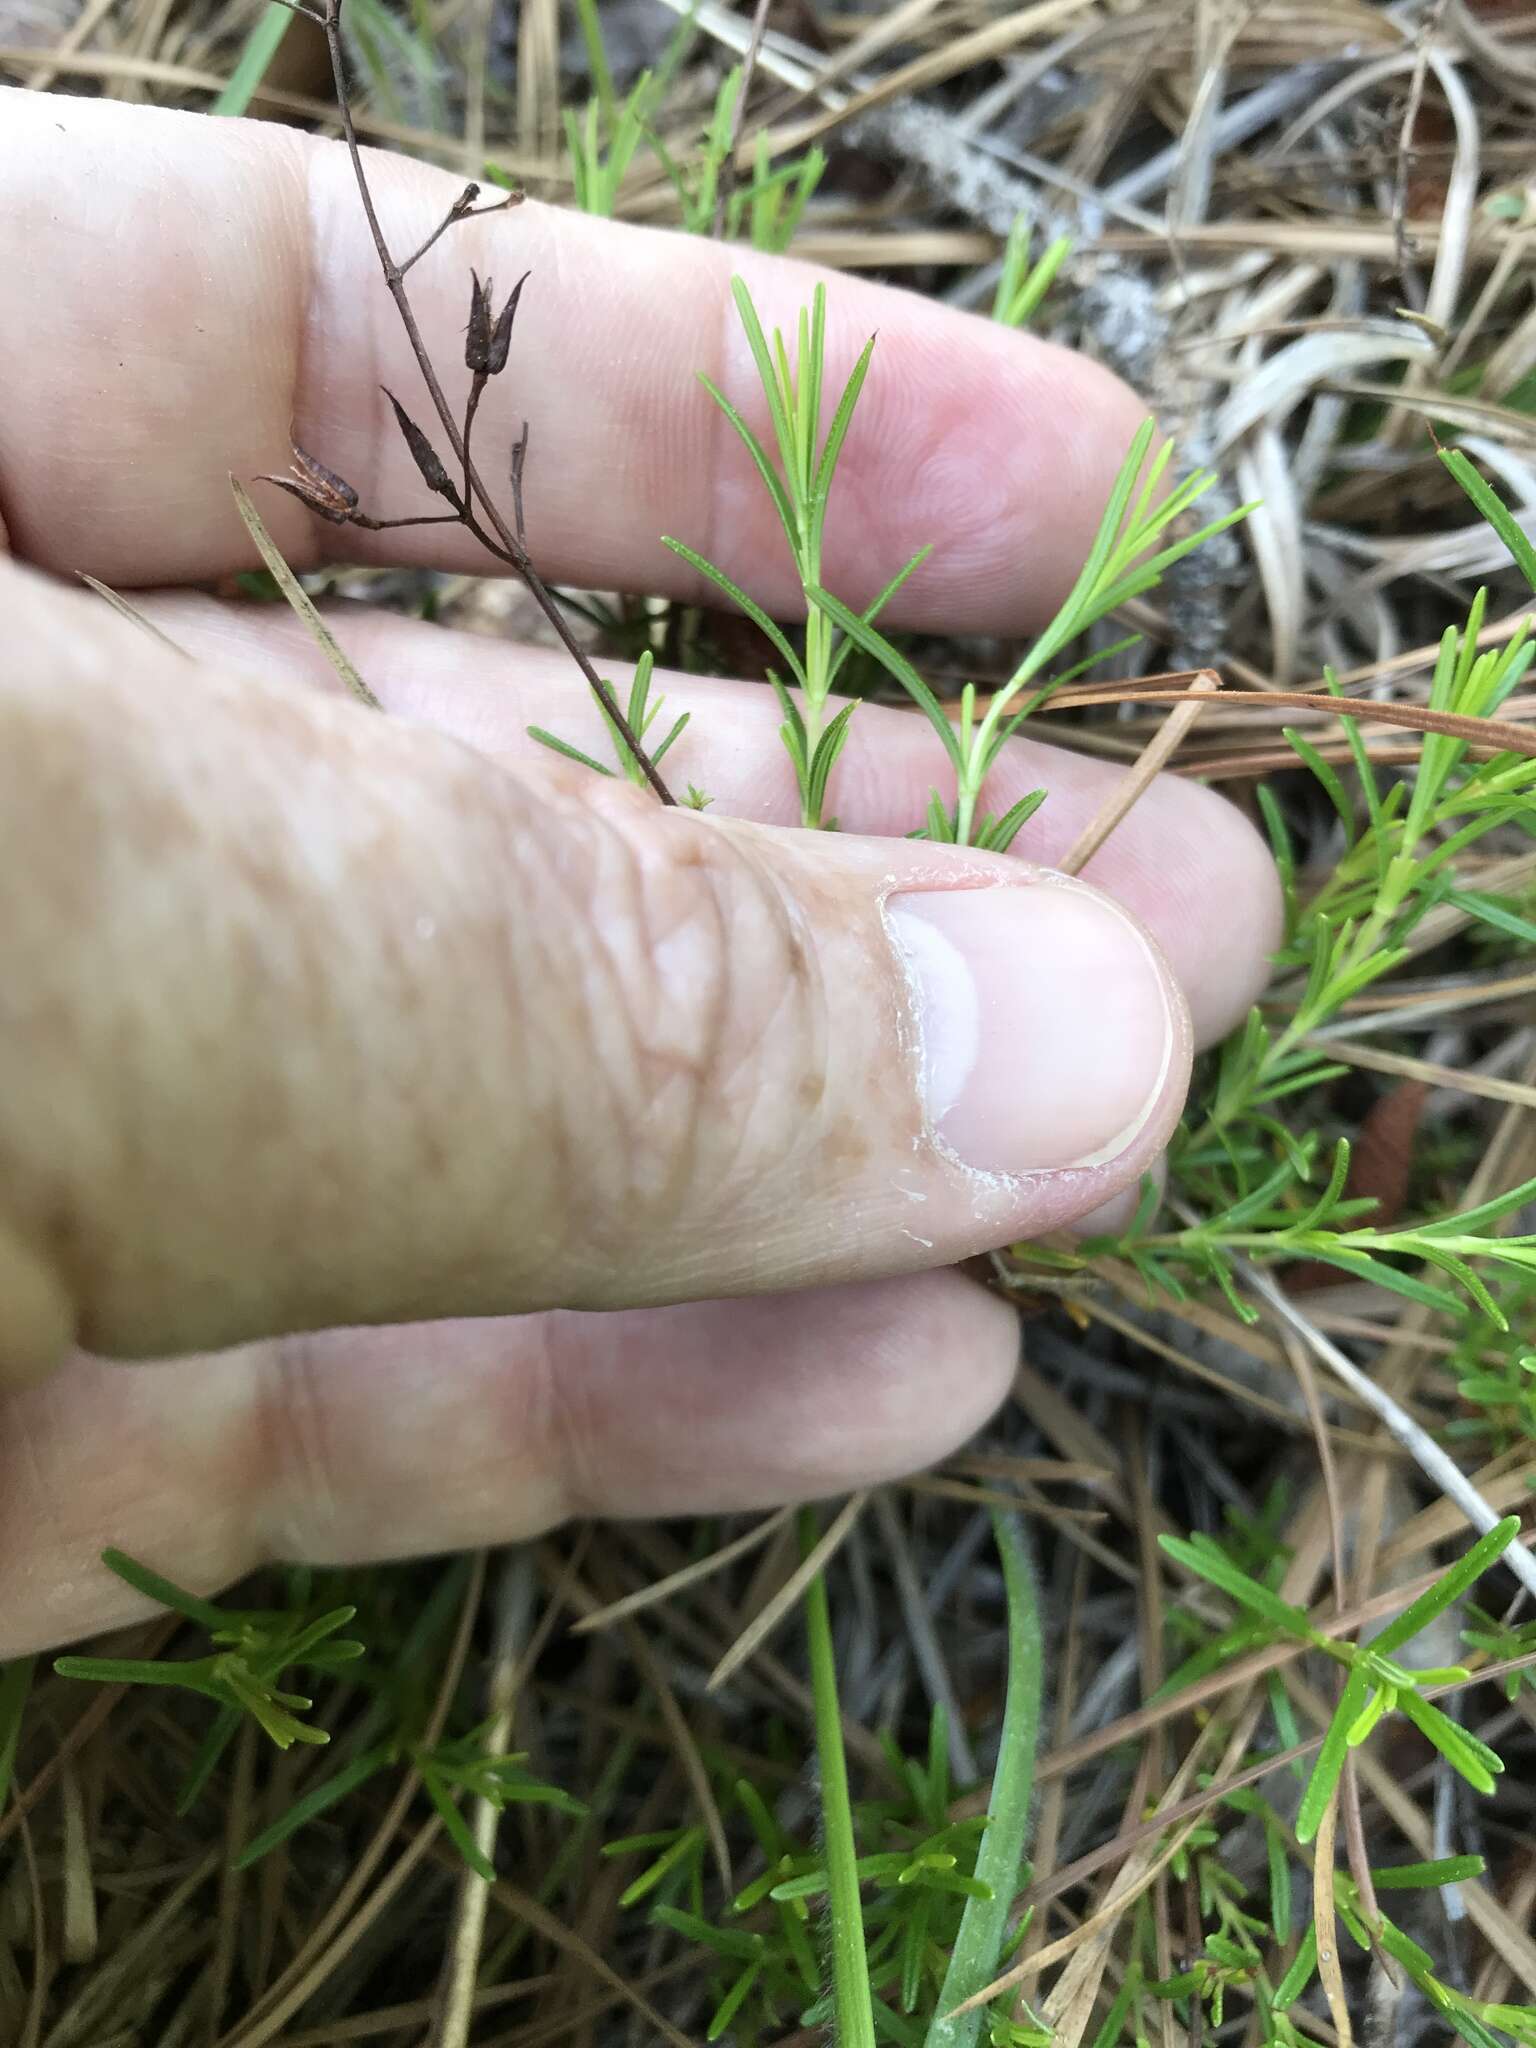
0 89 1280 1657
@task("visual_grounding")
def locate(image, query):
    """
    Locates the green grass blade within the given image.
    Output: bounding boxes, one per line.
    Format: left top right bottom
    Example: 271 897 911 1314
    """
177 1706 243 1815
235 1745 394 1868
1411 1173 1536 1239
572 0 615 126
800 1505 876 2048
1372 1855 1486 1889
979 787 1047 854
1283 728 1357 840
212 2 294 117
1439 446 1536 591
1000 232 1070 328
927 1510 1042 2047
1396 1691 1500 1793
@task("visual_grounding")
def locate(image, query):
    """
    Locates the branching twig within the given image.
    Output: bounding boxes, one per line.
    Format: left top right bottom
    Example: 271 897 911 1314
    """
259 0 674 804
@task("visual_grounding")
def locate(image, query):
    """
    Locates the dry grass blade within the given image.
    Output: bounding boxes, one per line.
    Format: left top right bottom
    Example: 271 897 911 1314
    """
705 1491 868 1693
228 478 381 710
570 1508 793 1634
78 576 190 658
484 1880 698 2048
952 1739 1215 2023
1043 679 1536 756
431 1553 531 2048
1056 670 1220 874
1305 1035 1536 1111
218 1556 486 2048
619 1614 733 1895
1311 1793 1354 2048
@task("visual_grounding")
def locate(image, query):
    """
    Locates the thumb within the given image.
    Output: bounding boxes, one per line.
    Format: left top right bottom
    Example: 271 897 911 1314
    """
0 561 1189 1381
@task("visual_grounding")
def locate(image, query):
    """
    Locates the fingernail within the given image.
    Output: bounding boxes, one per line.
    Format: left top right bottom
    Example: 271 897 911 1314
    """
886 878 1180 1175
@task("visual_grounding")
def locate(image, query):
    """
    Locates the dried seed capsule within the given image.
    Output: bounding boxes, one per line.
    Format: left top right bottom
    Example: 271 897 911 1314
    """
291 442 359 510
256 444 360 523
465 269 495 374
382 388 460 505
486 271 529 377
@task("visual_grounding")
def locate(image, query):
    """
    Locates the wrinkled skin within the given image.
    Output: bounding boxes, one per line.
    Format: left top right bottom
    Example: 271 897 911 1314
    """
0 90 1282 1656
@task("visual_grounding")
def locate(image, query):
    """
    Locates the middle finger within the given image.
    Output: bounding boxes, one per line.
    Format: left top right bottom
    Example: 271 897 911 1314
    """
144 589 1282 1047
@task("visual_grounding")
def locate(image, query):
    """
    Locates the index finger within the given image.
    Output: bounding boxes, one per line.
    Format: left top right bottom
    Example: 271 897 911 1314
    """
0 86 1146 627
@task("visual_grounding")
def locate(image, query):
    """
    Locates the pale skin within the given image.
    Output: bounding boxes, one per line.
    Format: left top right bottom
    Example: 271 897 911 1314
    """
0 89 1283 1658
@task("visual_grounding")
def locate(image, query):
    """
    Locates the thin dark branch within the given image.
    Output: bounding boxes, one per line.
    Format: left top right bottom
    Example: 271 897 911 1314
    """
351 512 464 532
399 184 519 277
711 0 773 237
510 422 529 553
318 0 674 803
462 370 488 510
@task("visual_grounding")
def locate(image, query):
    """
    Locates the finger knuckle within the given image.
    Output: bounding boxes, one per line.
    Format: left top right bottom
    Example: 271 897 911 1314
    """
500 778 826 1282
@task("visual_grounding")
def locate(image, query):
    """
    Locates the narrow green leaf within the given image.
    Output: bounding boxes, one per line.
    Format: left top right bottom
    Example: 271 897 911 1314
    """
1397 1691 1501 1793
235 1745 394 1868
1296 1664 1371 1844
1273 1924 1318 2008
708 1957 764 2040
526 727 616 777
1412 1173 1536 1239
649 713 691 768
807 587 963 770
1267 1815 1292 1941
1291 1139 1353 1234
813 333 877 506
1372 1519 1520 1655
979 788 1048 854
617 1824 705 1908
695 373 801 554
729 279 799 488
422 1765 496 1881
807 702 858 821
176 1706 243 1815
1445 888 1536 945
1283 727 1357 840
1159 1535 1315 1639
827 546 934 687
1285 1244 1464 1316
54 1655 219 1696
1373 1855 1485 1889
662 535 807 686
